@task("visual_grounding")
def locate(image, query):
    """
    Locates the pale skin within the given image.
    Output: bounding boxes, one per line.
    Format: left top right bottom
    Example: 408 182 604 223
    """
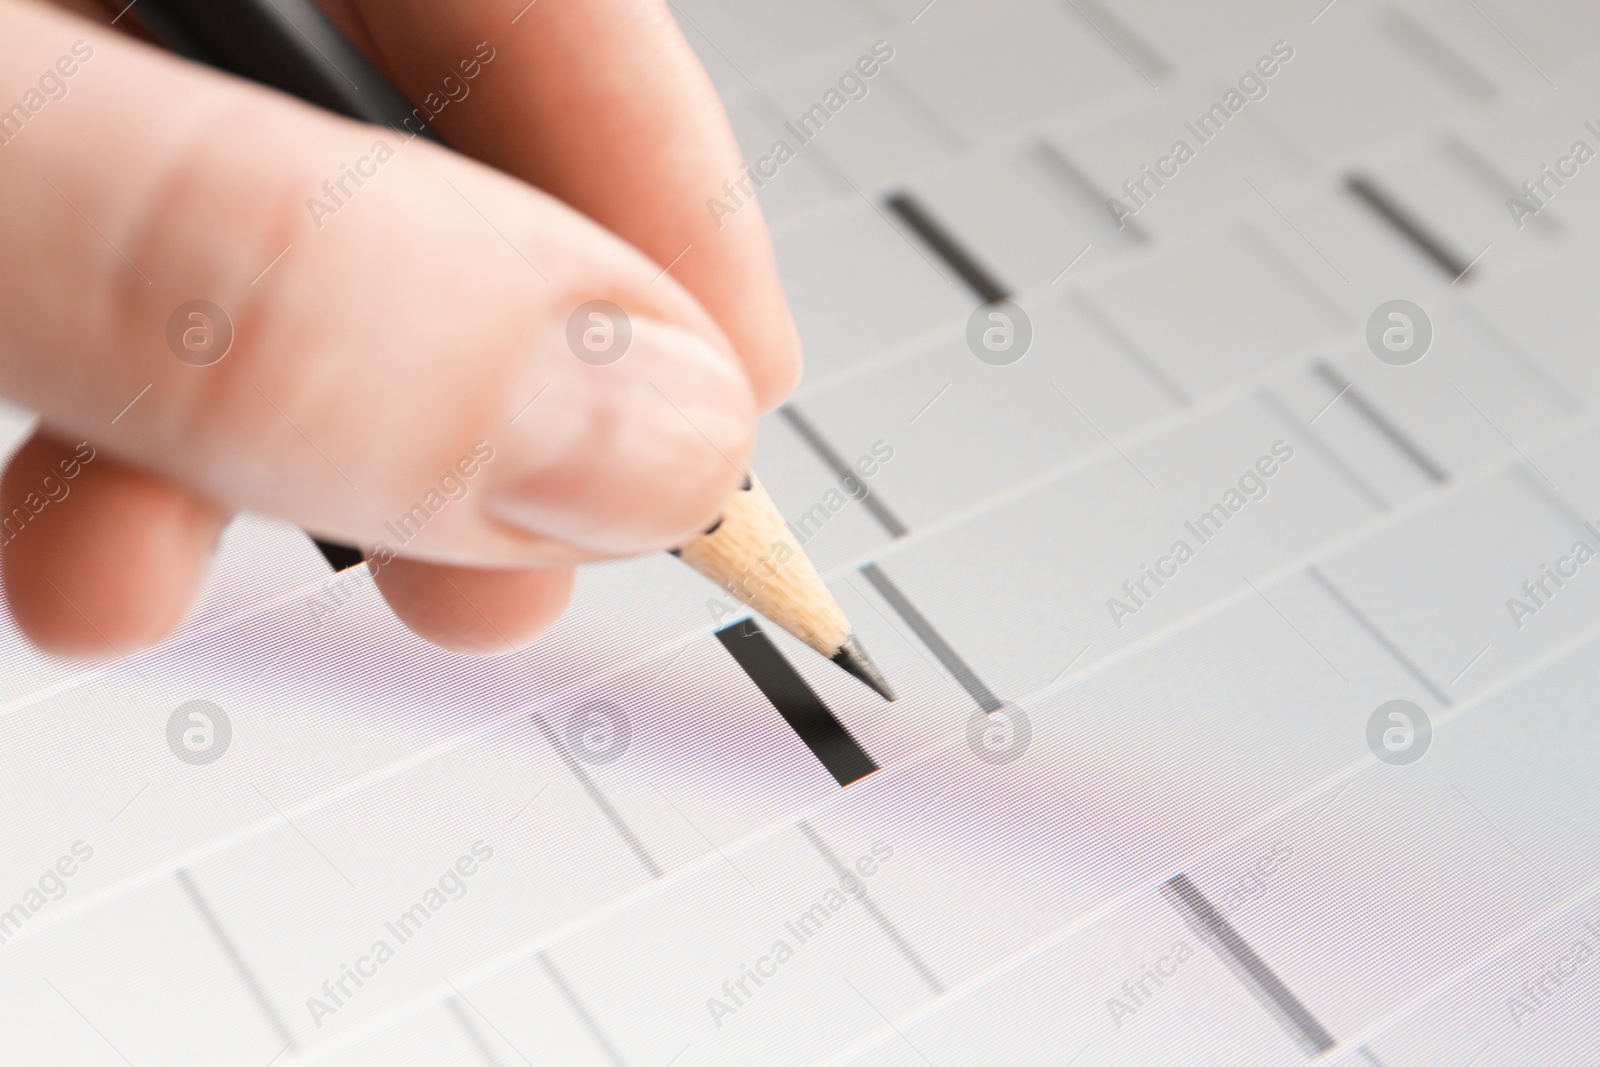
0 0 801 656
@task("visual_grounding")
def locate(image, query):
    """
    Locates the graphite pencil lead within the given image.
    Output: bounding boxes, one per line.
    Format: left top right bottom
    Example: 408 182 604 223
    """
832 634 897 702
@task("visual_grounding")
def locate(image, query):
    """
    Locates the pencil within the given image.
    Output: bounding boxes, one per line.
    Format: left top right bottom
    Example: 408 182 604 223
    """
135 0 897 701
673 475 895 700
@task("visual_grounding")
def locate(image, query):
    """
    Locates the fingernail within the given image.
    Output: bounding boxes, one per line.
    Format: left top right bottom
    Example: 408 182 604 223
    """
488 316 755 555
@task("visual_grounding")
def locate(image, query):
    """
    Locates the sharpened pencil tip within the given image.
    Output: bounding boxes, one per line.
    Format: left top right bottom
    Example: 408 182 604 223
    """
832 635 897 702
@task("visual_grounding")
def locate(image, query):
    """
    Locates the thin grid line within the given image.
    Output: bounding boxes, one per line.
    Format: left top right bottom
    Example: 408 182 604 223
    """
651 782 758 890
1244 177 1349 283
1449 382 1556 487
445 984 529 1066
43 977 136 1066
44 177 151 284
249 783 357 888
443 176 549 281
842 977 938 1067
1452 243 1493 285
910 383 952 424
510 383 551 424
1445 779 1560 890
1050 242 1093 284
1464 0 1556 88
1451 643 1493 686
111 384 152 425
1245 577 1350 683
664 0 758 89
1049 381 1156 488
251 383 359 489
251 245 293 285
780 404 909 538
1259 387 1389 513
650 382 744 477
649 244 693 284
109 782 149 823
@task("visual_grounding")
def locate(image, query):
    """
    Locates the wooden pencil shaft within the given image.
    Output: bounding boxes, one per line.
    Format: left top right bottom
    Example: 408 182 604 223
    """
676 475 850 658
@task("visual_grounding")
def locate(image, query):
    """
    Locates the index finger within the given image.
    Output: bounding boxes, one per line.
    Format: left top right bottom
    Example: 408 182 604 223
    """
319 0 803 410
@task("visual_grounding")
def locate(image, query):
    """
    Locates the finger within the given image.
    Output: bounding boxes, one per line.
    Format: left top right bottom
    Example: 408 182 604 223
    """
320 0 803 410
0 1 755 572
0 432 225 657
370 556 575 655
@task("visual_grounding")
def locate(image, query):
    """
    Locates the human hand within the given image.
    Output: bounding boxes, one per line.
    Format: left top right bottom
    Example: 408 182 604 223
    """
0 0 800 656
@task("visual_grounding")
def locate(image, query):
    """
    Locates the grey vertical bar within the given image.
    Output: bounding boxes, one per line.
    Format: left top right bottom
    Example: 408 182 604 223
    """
1306 567 1452 707
1249 110 1318 172
1236 225 1354 328
530 713 663 878
1313 362 1449 485
796 820 944 994
859 563 1002 712
1063 0 1171 82
1071 294 1188 406
1161 873 1337 1057
780 405 909 539
1510 467 1600 547
879 69 968 152
1386 11 1497 102
1455 304 1581 412
174 868 298 1053
1259 388 1390 513
446 996 507 1067
1033 141 1148 245
539 951 629 1067
1441 136 1563 237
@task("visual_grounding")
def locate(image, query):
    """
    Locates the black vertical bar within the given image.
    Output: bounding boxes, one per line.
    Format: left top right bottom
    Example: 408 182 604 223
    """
715 620 878 786
1345 173 1474 281
885 193 1011 304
